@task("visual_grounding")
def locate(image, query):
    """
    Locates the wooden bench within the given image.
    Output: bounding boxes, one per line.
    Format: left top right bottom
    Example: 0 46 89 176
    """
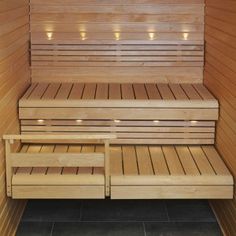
19 82 218 145
3 135 233 199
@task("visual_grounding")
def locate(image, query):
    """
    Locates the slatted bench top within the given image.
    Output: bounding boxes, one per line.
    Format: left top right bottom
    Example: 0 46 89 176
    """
14 144 233 187
19 83 218 108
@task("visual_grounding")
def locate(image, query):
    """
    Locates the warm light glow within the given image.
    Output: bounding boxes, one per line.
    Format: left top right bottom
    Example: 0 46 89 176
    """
47 32 53 40
37 119 44 123
191 120 198 124
114 119 121 123
149 32 155 41
183 33 189 40
115 32 120 41
80 32 87 41
153 120 160 123
76 119 83 123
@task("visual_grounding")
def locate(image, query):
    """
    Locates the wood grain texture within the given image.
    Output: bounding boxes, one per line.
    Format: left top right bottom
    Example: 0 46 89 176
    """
30 0 205 83
204 1 236 235
0 0 30 235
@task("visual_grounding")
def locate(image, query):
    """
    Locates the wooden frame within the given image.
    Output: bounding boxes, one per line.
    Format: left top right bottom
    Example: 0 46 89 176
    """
3 134 116 198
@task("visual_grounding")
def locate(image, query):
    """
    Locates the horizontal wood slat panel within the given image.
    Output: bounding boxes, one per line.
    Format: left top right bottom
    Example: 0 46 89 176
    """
0 0 30 235
205 1 236 235
30 0 205 83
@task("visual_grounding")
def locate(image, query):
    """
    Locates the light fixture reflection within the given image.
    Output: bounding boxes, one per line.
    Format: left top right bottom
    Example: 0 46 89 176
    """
80 32 87 41
76 119 83 123
114 119 121 123
183 33 189 40
149 32 155 40
115 32 120 41
47 32 53 40
37 119 44 123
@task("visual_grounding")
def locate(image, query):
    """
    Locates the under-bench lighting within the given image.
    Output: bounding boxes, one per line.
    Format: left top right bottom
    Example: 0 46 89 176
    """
115 32 120 41
114 119 121 123
191 120 198 124
76 119 83 123
153 120 160 123
80 32 87 41
37 119 45 123
183 33 189 41
149 32 155 41
47 32 53 41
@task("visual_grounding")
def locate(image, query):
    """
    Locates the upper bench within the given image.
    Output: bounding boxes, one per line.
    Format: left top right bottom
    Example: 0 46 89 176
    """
19 83 218 145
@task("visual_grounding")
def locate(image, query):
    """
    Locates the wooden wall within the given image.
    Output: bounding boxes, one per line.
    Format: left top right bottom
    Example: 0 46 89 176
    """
204 1 236 235
30 0 205 83
0 0 30 235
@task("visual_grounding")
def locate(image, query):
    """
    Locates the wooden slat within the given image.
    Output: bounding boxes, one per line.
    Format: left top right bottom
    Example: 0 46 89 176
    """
157 84 175 100
149 146 169 175
55 83 73 99
110 146 123 175
82 83 97 99
136 146 153 175
189 146 215 175
122 146 138 175
109 84 121 99
69 83 84 99
181 84 202 100
162 146 185 175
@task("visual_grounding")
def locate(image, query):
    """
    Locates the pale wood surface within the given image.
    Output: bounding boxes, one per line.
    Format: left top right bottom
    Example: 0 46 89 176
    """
10 144 233 200
0 0 30 235
205 1 236 235
19 83 218 108
30 0 205 83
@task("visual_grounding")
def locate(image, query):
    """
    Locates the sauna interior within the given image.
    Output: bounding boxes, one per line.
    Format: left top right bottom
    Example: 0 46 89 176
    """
1 0 236 235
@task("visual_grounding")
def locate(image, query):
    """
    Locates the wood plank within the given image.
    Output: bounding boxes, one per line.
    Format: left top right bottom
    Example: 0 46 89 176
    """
145 84 161 99
82 83 97 99
96 83 108 99
121 84 134 99
189 146 215 175
157 84 175 100
133 84 148 99
169 84 188 100
110 146 123 175
135 146 153 175
109 84 121 99
162 146 185 175
175 146 200 175
122 146 138 175
55 83 73 99
111 186 233 199
69 83 84 99
149 146 169 175
181 84 202 100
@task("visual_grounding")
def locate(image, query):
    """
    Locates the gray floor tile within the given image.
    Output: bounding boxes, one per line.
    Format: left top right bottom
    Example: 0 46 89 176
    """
145 222 222 236
52 222 144 236
16 222 53 236
81 199 168 222
22 200 82 222
165 200 216 222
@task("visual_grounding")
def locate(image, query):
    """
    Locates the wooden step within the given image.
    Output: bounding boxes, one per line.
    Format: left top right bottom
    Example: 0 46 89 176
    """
10 144 233 199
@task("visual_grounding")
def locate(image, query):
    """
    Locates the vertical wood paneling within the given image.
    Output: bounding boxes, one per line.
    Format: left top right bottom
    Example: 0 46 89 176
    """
0 0 30 235
205 1 236 235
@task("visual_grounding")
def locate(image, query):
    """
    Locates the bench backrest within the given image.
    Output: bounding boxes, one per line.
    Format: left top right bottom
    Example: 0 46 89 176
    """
30 0 205 84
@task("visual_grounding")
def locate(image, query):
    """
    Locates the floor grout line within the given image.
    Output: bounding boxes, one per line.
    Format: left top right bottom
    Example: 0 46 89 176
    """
49 222 55 236
143 222 147 236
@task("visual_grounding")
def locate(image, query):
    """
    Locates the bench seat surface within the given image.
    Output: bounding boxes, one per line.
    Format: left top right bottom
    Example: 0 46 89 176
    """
13 144 233 199
19 83 218 108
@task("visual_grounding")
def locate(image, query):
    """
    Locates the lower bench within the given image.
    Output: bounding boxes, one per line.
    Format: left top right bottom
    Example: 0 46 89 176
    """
4 136 233 199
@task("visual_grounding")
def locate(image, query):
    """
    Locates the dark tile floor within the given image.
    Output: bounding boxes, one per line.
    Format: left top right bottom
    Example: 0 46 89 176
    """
17 199 222 236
